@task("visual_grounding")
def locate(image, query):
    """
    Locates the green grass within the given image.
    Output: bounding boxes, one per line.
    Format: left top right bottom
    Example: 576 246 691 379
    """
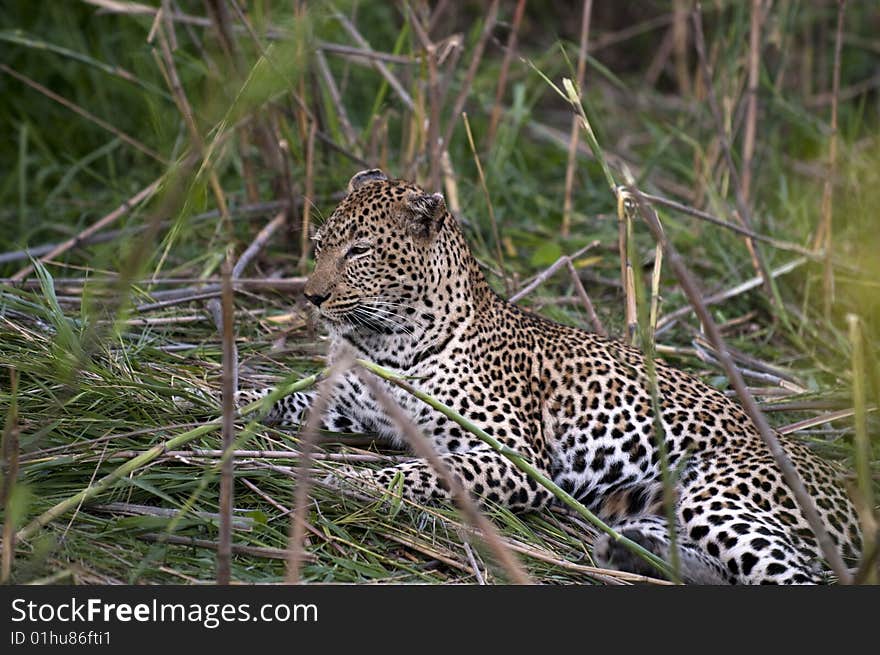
1 1 878 584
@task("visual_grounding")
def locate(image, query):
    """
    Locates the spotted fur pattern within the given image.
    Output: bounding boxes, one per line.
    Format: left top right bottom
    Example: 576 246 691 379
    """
237 170 862 584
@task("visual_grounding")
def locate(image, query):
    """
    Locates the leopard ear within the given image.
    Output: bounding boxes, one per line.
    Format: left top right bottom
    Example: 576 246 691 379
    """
347 169 388 194
405 192 447 240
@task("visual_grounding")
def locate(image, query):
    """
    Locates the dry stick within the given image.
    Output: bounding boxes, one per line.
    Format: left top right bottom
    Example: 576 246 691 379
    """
216 260 235 585
355 369 532 585
561 0 593 238
638 191 816 256
10 180 161 282
0 64 166 165
778 406 877 437
819 0 846 319
485 0 527 149
286 357 352 584
1 369 19 583
627 189 852 584
152 23 231 231
656 257 807 330
0 200 286 266
317 41 416 65
233 211 288 280
440 0 500 152
691 5 775 304
314 49 359 148
462 112 509 294
509 241 600 302
565 259 606 336
333 12 414 111
300 122 317 275
741 0 763 202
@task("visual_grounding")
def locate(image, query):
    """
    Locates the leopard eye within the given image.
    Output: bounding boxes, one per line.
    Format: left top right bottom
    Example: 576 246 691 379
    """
346 244 371 258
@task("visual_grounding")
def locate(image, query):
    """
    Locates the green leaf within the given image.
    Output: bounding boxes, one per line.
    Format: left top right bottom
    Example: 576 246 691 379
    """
529 241 563 268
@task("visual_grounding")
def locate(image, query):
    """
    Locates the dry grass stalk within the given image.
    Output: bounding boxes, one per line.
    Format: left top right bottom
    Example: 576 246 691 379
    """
617 191 638 344
217 258 235 585
462 112 509 294
627 187 852 584
691 5 775 305
741 0 764 202
847 314 877 583
565 259 606 337
672 0 691 94
286 357 352 584
638 190 816 256
141 533 296 561
486 0 527 149
355 369 532 584
440 0 500 151
334 12 415 111
300 121 317 274
152 22 231 232
314 49 359 149
562 0 593 237
408 7 443 191
819 0 846 319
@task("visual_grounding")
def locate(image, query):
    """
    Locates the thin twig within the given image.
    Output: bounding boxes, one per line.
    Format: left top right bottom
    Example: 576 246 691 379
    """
408 7 443 192
637 191 817 256
10 180 161 282
317 41 416 65
656 257 807 330
300 121 317 274
233 210 288 279
333 12 415 111
509 241 600 303
314 49 359 148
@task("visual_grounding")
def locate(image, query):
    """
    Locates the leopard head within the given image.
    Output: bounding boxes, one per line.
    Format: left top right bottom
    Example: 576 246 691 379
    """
303 169 450 335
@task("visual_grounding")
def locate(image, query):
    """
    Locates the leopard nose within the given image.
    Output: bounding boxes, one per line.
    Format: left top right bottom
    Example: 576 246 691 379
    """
304 291 330 307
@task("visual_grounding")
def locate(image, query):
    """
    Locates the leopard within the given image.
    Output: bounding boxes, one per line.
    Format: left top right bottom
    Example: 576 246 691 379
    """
237 168 862 584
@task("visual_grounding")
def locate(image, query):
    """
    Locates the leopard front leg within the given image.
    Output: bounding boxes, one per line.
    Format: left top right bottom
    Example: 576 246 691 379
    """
235 372 383 433
235 387 313 426
340 444 554 513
